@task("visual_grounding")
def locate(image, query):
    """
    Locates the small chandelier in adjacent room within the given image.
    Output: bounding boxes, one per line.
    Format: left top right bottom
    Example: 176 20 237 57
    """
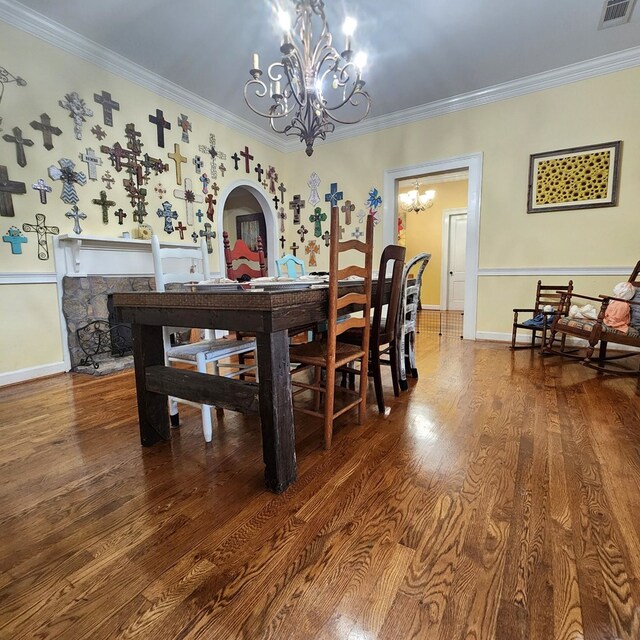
244 0 371 156
400 181 436 212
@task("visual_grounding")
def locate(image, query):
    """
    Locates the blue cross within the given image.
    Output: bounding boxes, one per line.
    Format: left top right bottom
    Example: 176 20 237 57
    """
324 182 343 206
195 208 204 223
3 227 28 254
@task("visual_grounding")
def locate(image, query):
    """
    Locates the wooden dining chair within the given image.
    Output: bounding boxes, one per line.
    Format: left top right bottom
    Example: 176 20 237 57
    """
289 205 374 449
275 253 306 278
151 235 257 443
223 232 267 281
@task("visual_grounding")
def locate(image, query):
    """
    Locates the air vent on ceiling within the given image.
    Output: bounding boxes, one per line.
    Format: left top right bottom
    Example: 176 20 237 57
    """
598 0 637 28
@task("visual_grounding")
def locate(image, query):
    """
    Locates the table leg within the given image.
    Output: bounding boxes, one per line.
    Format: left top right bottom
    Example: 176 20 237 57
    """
256 330 297 493
132 323 169 446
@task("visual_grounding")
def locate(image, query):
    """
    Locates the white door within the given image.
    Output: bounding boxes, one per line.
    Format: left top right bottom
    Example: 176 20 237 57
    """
447 213 467 310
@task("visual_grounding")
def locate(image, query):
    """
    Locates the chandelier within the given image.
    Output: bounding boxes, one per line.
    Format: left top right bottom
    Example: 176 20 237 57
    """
400 182 436 212
244 0 371 156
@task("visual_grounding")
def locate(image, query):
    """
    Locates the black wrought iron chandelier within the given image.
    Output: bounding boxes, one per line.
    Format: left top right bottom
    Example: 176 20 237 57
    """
244 0 371 156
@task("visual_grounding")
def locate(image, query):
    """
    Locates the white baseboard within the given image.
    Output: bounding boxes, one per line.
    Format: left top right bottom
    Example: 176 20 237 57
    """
420 304 441 311
0 362 66 387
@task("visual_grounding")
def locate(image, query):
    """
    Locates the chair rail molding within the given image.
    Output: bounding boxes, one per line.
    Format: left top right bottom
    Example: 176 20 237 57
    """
0 272 57 285
477 266 633 277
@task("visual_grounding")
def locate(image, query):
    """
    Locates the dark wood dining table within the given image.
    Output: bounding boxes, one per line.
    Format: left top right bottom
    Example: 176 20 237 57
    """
113 281 378 494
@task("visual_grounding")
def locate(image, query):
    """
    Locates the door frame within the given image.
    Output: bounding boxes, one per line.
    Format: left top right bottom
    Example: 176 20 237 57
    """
440 207 468 310
383 152 482 340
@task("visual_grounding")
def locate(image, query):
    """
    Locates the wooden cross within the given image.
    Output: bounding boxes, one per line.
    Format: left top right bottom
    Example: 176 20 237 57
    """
322 230 331 247
289 242 299 257
124 122 143 155
272 195 280 209
305 240 319 267
2 127 34 167
168 143 187 185
341 200 355 225
278 182 287 202
211 182 220 196
279 235 286 250
149 109 171 147
91 125 107 141
100 141 133 173
32 178 52 205
141 152 169 180
22 213 59 260
30 113 61 150
324 182 343 206
114 208 127 225
205 194 216 221
351 226 364 241
191 231 199 244
92 190 116 224
133 197 149 223
309 207 327 237
174 178 203 226
297 224 308 243
266 165 278 193
195 209 204 223
278 207 287 233
2 226 27 254
289 195 305 225
231 153 241 170
0 165 26 218
193 155 203 173
177 114 191 143
59 91 93 140
200 173 209 194
94 90 120 127
175 220 187 240
308 172 321 205
65 205 87 234
219 163 227 177
240 146 253 173
101 171 115 190
154 183 166 199
254 162 264 182
156 200 178 233
80 147 103 181
199 222 216 254
48 158 86 204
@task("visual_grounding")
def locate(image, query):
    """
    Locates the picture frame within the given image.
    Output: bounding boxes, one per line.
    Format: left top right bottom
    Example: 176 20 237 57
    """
527 140 622 213
235 212 267 254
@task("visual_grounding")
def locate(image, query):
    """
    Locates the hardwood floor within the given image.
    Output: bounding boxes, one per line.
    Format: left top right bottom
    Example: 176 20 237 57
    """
1 327 639 639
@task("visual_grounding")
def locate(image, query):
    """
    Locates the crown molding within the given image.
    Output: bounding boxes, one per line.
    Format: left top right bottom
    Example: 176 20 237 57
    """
0 0 288 152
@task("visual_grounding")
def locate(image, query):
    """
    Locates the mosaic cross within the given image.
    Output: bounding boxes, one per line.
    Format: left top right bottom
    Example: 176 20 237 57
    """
322 230 331 247
289 241 299 257
48 158 86 204
92 190 116 224
59 91 93 140
32 178 52 205
156 201 178 233
193 155 203 173
289 194 305 225
30 113 62 150
149 108 171 147
205 194 216 221
297 224 308 243
200 173 209 194
266 165 278 193
65 205 87 234
198 134 226 179
231 153 241 170
324 182 343 207
3 226 27 254
93 90 120 127
254 162 264 183
240 145 253 173
191 231 199 244
22 213 59 260
80 147 103 181
154 183 166 199
177 113 191 143
308 172 321 205
195 208 204 224
272 195 280 209
279 235 286 250
0 165 26 217
168 143 187 185
309 207 327 237
305 240 319 267
341 199 355 225
175 220 187 240
114 208 127 225
351 226 364 241
174 178 203 226
219 163 227 177
91 125 107 141
278 207 287 233
101 171 115 190
2 126 33 167
199 222 216 254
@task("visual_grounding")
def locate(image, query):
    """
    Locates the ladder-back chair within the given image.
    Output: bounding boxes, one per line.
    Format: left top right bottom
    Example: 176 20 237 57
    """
223 231 267 281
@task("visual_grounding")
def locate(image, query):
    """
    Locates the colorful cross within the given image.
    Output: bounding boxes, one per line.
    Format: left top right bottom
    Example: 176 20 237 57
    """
195 208 204 223
193 155 203 173
2 126 34 167
0 165 26 218
22 213 59 260
305 240 319 267
279 235 286 250
80 147 103 181
205 194 216 221
30 113 62 150
114 208 127 225
65 205 87 234
267 165 278 193
174 178 204 226
322 230 331 247
177 114 191 143
101 171 115 190
366 187 382 210
32 178 52 205
191 231 199 244
92 190 116 224
289 195 305 225
324 182 343 207
168 143 187 185
48 158 86 204
240 146 253 173
156 201 178 233
200 173 210 194
308 172 321 205
278 207 287 233
59 91 93 140
309 207 327 237
254 162 264 182
2 226 27 254
351 226 364 241
149 108 171 147
297 225 308 243
175 220 187 240
94 90 120 127
91 125 107 141
154 183 166 199
199 222 216 253
289 242 299 257
231 153 241 170
341 200 355 225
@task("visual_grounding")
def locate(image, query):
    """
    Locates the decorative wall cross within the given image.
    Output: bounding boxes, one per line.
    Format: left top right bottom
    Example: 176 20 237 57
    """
141 152 169 181
22 213 59 260
199 223 216 253
100 141 133 173
92 190 116 224
2 226 27 254
80 147 103 181
366 187 382 210
191 231 199 244
59 92 93 140
324 182 343 207
101 171 115 190
133 197 149 223
339 225 345 240
0 165 26 217
305 240 319 267
351 226 364 241
93 90 120 127
199 134 226 179
341 200 355 225
272 195 279 209
266 166 278 193
195 209 204 223
219 163 226 177
211 182 220 196
278 207 287 233
30 113 61 150
279 235 286 250
149 109 171 147
114 208 127 225
156 201 178 233
205 194 216 221
322 230 331 247
289 195 305 225
278 182 287 202
308 172 321 205
124 122 143 155
175 220 187 240
200 173 209 194
174 178 203 226
289 242 299 257
177 114 191 143
2 126 34 167
48 158 86 204
91 125 107 141
168 143 187 185
154 183 166 199
254 162 264 183
32 178 52 205
240 146 253 173
65 205 87 234
309 207 327 237
193 155 203 173
297 224 308 243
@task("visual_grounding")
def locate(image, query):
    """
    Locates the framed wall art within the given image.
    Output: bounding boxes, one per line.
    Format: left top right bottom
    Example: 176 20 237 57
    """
527 140 621 213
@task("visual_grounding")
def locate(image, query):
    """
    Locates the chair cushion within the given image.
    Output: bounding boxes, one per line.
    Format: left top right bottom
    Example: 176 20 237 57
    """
167 338 255 362
556 316 640 338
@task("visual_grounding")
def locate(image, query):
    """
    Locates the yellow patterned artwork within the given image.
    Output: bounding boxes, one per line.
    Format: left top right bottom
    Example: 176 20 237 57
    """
527 141 621 213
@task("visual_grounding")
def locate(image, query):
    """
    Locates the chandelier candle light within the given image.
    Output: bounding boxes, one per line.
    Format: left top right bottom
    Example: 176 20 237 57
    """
400 181 436 213
245 0 371 156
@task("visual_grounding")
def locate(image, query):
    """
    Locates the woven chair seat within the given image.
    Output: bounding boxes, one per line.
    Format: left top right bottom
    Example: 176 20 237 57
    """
290 340 365 368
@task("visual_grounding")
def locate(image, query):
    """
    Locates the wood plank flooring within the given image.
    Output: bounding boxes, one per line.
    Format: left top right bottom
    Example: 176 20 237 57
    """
1 328 639 639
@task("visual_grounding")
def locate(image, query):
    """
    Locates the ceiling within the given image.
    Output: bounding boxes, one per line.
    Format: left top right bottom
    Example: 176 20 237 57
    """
7 0 640 137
